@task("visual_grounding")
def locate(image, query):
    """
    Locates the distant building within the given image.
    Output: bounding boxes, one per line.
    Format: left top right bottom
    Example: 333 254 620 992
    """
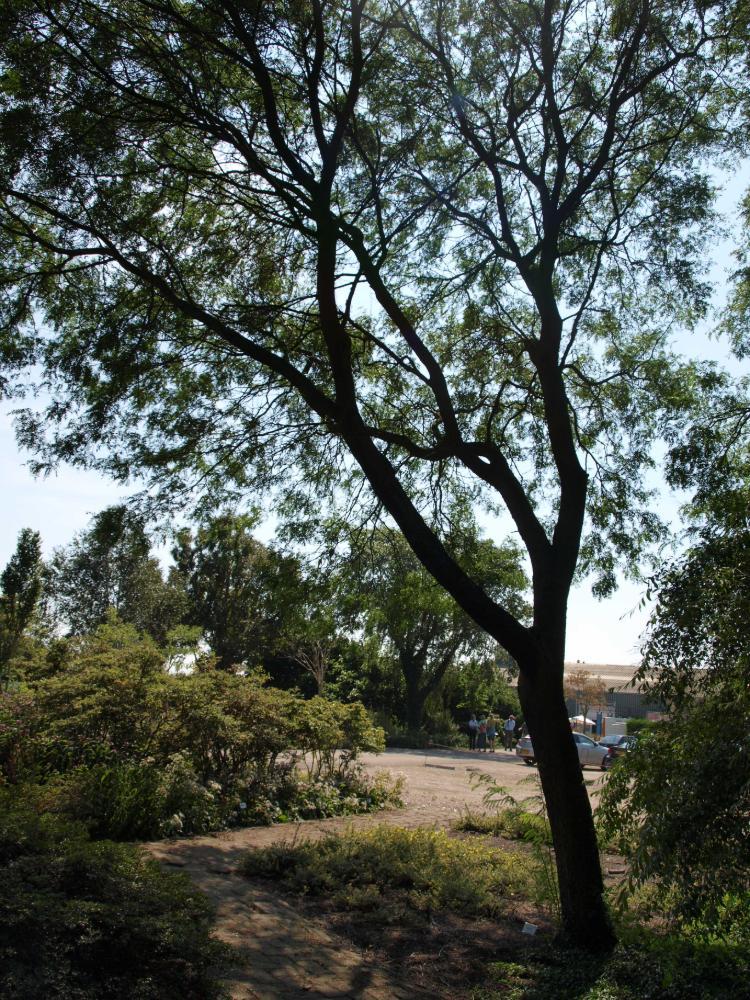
563 661 665 719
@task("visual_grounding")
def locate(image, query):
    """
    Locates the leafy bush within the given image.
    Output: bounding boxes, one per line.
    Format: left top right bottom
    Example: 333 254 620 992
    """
384 727 433 748
625 717 659 737
597 706 750 946
241 825 535 922
3 618 393 839
0 791 228 999
482 932 750 1000
0 689 38 784
234 765 403 826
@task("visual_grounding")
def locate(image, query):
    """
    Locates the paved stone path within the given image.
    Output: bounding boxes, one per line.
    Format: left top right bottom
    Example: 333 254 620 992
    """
145 748 605 999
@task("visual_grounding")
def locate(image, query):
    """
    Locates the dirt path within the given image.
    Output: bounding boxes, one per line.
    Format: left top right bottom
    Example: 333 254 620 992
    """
145 748 605 999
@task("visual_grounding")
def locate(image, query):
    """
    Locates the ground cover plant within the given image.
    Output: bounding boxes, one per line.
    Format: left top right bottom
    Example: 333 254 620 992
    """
455 805 551 845
241 825 538 924
0 791 228 1000
240 824 749 999
454 772 553 846
479 933 750 1000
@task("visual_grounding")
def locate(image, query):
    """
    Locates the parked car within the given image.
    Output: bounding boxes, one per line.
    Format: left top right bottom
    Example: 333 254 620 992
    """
598 734 627 749
515 733 608 769
601 734 638 770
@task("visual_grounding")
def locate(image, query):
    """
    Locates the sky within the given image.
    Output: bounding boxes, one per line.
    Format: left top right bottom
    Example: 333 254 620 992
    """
0 399 701 667
1 174 746 666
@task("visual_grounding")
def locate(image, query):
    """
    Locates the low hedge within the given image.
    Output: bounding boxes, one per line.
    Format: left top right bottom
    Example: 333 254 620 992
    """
0 792 228 999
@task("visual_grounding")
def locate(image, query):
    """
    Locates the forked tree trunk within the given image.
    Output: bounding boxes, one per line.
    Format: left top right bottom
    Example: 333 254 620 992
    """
518 657 616 951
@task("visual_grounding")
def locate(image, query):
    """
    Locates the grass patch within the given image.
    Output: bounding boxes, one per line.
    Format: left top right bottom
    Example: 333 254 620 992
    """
241 824 538 924
455 804 552 845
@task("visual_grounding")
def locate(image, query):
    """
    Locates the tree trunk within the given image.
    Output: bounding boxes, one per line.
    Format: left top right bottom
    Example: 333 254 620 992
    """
518 658 616 952
404 675 425 731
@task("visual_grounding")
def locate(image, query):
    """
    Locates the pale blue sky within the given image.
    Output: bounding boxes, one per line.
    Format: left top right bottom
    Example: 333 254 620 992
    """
0 418 650 662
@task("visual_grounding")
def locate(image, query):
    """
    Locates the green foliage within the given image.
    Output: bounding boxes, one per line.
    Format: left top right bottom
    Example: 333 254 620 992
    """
27 616 171 774
597 707 750 944
440 654 522 721
1 616 394 839
455 806 551 846
173 513 297 671
241 825 535 923
0 791 228 999
0 528 42 686
0 687 37 784
343 526 528 729
458 770 559 920
1 0 741 948
624 718 658 737
597 530 750 944
481 933 750 999
48 506 187 643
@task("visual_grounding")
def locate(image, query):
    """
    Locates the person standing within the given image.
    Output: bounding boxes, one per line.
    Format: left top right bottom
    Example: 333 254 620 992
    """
477 715 488 751
503 714 516 750
486 715 497 752
467 713 478 750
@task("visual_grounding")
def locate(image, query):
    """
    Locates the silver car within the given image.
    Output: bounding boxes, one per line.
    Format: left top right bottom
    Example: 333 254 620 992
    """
515 732 608 770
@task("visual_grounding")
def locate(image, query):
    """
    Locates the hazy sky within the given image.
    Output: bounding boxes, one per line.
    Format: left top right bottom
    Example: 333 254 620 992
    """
1 173 746 666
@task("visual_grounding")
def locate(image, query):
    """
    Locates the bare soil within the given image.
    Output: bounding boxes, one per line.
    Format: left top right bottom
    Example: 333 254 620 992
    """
144 747 611 999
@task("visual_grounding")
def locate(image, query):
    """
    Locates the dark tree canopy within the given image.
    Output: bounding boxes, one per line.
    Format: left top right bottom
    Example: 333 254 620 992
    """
172 512 299 670
348 526 528 729
0 0 743 948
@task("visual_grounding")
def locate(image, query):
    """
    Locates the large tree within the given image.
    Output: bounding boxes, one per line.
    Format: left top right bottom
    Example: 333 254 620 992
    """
173 512 301 670
0 0 739 947
49 506 187 643
0 527 42 686
349 527 528 730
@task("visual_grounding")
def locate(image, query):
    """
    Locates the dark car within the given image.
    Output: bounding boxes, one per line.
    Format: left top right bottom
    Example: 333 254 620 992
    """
515 732 608 769
601 734 637 770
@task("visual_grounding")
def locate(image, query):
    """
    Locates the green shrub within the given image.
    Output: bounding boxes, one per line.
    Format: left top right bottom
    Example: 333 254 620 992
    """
598 703 750 946
233 765 403 826
625 717 659 736
482 933 750 1000
0 689 38 784
455 804 551 845
6 620 393 839
53 761 166 840
0 791 228 999
241 825 535 921
385 728 432 748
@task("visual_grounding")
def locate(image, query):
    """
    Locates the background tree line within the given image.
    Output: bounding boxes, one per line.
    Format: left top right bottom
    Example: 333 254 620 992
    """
0 507 525 737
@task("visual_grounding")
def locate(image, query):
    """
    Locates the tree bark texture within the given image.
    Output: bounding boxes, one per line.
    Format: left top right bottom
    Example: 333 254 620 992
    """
518 655 616 951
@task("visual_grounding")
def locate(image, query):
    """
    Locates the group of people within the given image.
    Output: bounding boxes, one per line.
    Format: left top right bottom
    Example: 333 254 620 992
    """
467 712 517 752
